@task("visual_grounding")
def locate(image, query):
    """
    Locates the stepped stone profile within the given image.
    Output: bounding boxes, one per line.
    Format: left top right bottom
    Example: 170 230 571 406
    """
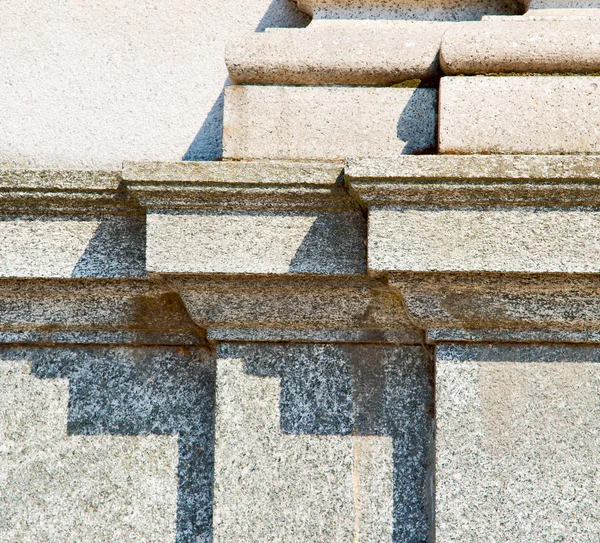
2 0 600 542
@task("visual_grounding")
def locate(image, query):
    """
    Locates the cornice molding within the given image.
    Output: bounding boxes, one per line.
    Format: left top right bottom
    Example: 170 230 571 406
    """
346 155 600 206
391 272 600 343
124 160 354 212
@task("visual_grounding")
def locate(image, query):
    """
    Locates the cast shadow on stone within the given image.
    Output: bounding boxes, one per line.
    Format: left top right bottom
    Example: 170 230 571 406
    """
288 212 367 274
232 343 435 543
255 0 311 32
71 213 146 278
183 89 225 162
397 88 439 155
14 347 215 543
183 0 309 162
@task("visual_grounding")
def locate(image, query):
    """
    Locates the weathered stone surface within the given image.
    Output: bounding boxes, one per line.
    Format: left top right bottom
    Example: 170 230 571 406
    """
147 210 366 274
125 159 350 211
0 346 215 543
167 275 423 344
441 20 600 75
124 160 342 186
347 155 600 182
436 343 600 542
369 206 600 273
226 21 447 85
347 155 600 206
293 0 523 20
439 76 600 154
0 279 205 345
391 272 600 343
214 343 433 543
223 86 437 160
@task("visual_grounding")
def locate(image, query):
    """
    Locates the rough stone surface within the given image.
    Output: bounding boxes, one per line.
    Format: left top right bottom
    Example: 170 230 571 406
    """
369 207 600 272
226 21 448 85
294 0 523 20
392 272 600 344
436 343 600 543
214 343 433 543
0 214 146 279
347 155 600 206
147 210 366 274
439 76 600 154
168 275 423 344
0 0 309 168
0 346 215 543
223 86 437 160
0 279 205 345
347 155 600 182
441 20 600 75
124 160 343 186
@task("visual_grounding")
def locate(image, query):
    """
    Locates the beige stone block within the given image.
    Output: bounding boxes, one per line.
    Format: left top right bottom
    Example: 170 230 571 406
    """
439 76 600 154
147 210 366 274
223 86 437 160
436 344 600 543
441 21 600 74
226 21 447 85
369 207 600 272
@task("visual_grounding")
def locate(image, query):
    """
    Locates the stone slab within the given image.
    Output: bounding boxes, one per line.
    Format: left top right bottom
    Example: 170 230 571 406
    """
214 343 433 543
436 343 600 543
391 272 600 344
223 86 437 160
0 346 214 543
147 210 366 274
0 279 205 345
346 155 600 206
441 20 600 74
369 207 600 272
226 21 447 85
294 0 523 20
167 275 423 344
439 76 600 154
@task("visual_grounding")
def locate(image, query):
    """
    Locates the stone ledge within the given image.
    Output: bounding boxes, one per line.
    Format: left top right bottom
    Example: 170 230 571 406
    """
0 279 206 345
226 21 447 86
346 155 600 205
124 160 352 211
165 275 423 344
392 273 600 343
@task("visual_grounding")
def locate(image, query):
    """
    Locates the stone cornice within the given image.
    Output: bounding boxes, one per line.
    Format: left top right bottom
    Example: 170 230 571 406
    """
391 272 600 343
346 155 600 206
0 169 139 214
124 160 354 211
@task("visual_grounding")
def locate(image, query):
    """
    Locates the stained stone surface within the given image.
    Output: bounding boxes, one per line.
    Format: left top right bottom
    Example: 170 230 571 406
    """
439 76 600 154
436 344 600 542
0 347 215 543
214 343 433 543
147 210 366 274
223 86 437 160
369 206 600 272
